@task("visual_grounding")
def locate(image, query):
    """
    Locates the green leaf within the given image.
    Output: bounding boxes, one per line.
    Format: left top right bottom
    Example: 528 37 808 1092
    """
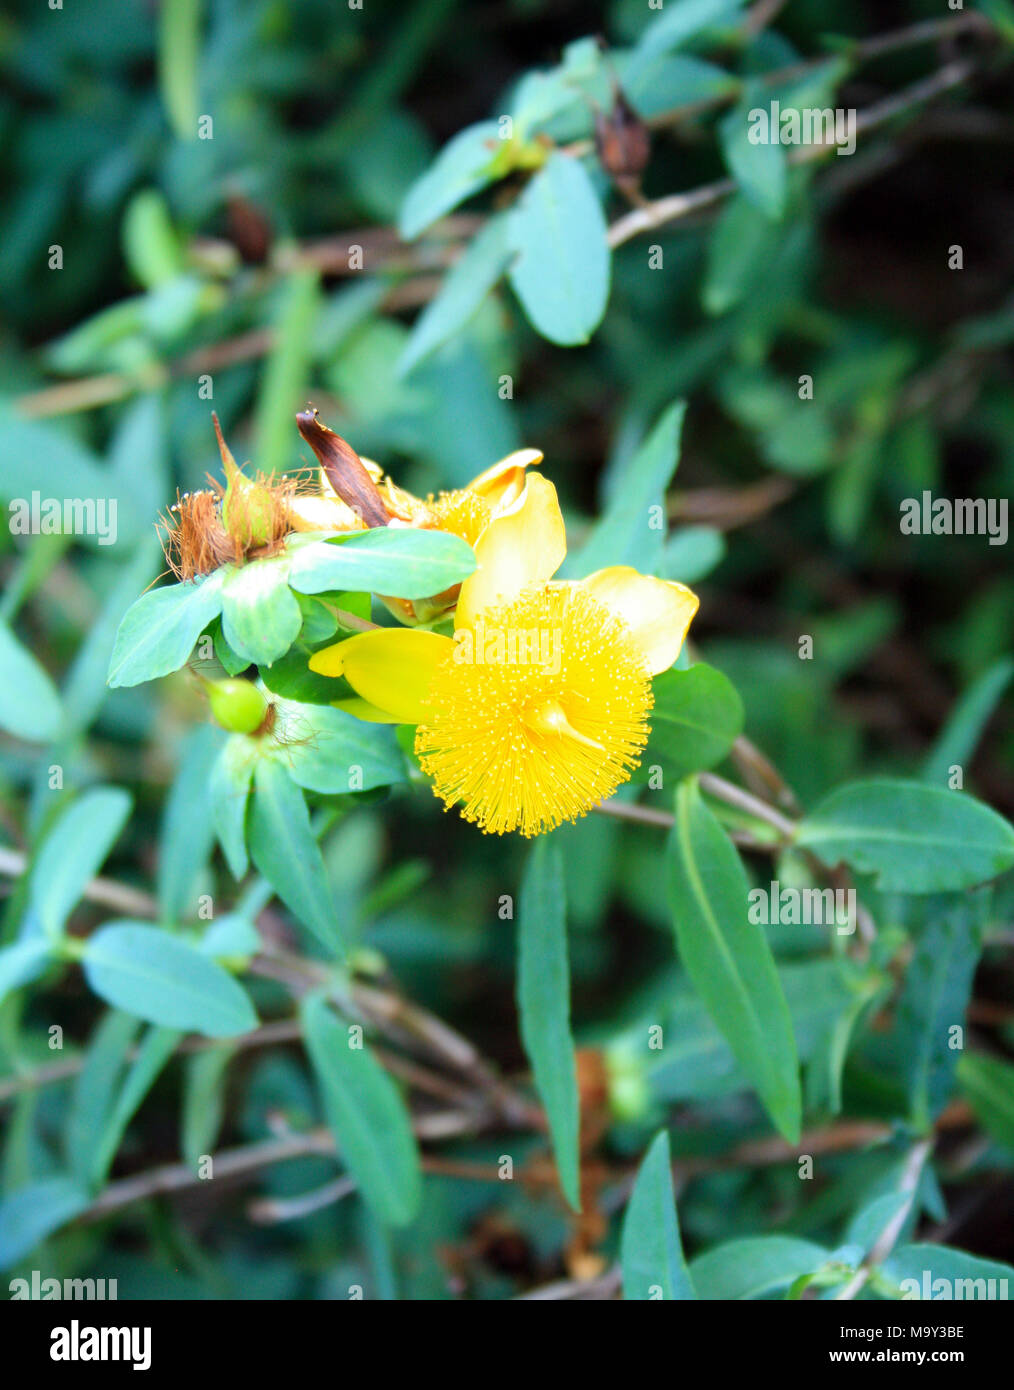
66 1011 139 1187
248 759 343 955
974 0 1014 42
689 1235 830 1299
82 923 258 1037
198 913 261 960
517 839 581 1212
717 364 835 476
957 1051 1014 1153
796 779 1014 893
660 526 726 584
158 0 200 140
636 664 744 782
922 657 1014 786
0 1178 90 1269
563 401 685 577
622 52 738 116
646 958 854 1103
107 572 225 688
30 787 133 939
399 214 512 376
221 557 303 667
287 527 476 600
122 190 183 289
621 1130 696 1300
62 536 163 735
636 0 745 61
88 1025 182 1186
68 1017 181 1190
703 194 783 315
399 120 501 239
894 896 983 1129
209 736 257 879
0 622 64 742
270 698 406 794
158 725 220 922
719 88 788 220
182 1043 235 1170
667 778 801 1141
0 939 52 1007
884 1243 1014 1297
301 993 422 1226
507 152 611 347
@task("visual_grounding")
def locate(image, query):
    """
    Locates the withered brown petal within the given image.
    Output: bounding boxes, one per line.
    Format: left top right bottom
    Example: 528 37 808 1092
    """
295 409 390 529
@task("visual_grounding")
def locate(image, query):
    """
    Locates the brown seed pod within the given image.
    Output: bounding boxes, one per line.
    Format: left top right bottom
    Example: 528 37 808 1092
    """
594 88 651 192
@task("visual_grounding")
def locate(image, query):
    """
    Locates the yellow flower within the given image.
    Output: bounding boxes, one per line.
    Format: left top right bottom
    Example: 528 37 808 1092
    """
309 471 698 837
294 407 544 623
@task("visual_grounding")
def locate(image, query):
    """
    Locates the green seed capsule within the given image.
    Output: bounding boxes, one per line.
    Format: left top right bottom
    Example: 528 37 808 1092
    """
207 679 269 734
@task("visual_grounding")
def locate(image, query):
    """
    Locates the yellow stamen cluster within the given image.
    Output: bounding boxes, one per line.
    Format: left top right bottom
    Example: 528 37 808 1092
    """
415 584 653 837
424 489 493 547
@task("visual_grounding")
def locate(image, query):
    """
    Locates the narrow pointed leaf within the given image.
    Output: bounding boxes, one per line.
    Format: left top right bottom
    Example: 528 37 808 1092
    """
667 778 801 1140
31 787 133 940
302 993 422 1226
621 1130 696 1299
517 839 581 1212
248 759 343 955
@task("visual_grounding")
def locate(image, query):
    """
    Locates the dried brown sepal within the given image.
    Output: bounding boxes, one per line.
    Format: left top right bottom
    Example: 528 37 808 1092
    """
159 416 306 580
296 408 390 528
158 490 238 582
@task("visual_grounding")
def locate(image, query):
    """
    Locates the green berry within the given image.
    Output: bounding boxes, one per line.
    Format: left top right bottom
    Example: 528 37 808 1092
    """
207 679 269 734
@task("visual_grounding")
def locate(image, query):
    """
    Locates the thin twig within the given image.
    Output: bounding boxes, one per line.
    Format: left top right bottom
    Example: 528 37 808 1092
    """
699 772 798 840
608 59 978 249
834 1139 934 1300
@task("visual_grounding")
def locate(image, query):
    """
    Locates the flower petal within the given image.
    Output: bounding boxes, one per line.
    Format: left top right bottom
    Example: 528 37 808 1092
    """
331 697 404 724
456 472 566 629
465 448 544 512
308 628 454 723
579 567 699 676
286 494 365 533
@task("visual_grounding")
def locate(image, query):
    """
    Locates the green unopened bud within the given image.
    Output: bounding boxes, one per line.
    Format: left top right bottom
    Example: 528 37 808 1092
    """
221 466 277 549
207 679 269 734
213 412 278 549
